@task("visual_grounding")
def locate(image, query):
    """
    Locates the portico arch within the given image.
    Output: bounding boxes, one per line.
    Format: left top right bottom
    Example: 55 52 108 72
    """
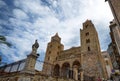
53 64 60 76
61 62 70 78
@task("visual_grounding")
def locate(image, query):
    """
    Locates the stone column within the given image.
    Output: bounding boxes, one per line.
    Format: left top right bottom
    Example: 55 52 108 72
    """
81 70 84 81
73 67 78 80
60 67 62 77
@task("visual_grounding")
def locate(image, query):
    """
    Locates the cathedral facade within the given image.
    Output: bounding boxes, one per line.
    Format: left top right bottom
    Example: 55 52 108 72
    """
43 20 108 80
0 20 113 81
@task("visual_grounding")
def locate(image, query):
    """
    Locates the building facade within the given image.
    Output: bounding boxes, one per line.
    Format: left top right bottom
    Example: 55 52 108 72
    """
107 43 118 69
107 0 120 27
106 0 120 70
0 20 113 81
109 20 120 69
43 20 108 81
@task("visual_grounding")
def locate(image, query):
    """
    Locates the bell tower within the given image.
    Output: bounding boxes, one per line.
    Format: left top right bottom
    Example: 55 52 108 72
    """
42 33 64 75
80 20 107 79
80 20 101 53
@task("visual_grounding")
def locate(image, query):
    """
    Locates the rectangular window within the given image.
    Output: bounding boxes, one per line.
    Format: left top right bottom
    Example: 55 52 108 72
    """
88 47 91 51
58 46 60 49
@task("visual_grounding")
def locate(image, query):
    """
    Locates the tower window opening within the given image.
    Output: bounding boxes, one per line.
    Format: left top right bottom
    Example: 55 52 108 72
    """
48 56 50 60
50 45 52 47
58 46 60 49
86 39 90 43
88 46 91 51
86 32 89 36
85 25 88 28
49 51 51 54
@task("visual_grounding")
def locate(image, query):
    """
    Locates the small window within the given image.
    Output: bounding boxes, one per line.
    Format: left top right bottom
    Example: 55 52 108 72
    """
49 51 51 54
48 56 50 60
58 46 60 49
85 25 88 28
88 46 90 51
86 39 90 43
57 52 59 55
86 32 89 36
50 45 52 47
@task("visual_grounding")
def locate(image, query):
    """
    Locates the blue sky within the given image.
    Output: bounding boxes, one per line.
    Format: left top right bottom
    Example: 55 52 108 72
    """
0 0 113 64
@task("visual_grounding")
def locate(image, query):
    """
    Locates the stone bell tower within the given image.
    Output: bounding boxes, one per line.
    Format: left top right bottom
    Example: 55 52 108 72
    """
42 33 64 75
22 40 39 74
80 20 107 80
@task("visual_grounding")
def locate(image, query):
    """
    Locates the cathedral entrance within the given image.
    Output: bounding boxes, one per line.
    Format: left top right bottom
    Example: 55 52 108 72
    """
61 62 70 78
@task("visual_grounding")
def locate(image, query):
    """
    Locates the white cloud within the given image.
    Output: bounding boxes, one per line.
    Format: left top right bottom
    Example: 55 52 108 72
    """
0 0 114 63
13 9 29 20
14 0 52 17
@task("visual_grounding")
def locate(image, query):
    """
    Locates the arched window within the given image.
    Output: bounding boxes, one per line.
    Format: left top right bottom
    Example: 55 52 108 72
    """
85 25 88 28
86 32 89 36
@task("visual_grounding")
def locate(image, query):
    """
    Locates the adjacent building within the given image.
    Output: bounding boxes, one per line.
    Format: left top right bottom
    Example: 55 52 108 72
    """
107 0 120 27
107 43 118 69
106 0 120 70
108 20 120 69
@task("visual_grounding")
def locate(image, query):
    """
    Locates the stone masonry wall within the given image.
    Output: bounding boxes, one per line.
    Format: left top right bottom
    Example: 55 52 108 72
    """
0 73 76 81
